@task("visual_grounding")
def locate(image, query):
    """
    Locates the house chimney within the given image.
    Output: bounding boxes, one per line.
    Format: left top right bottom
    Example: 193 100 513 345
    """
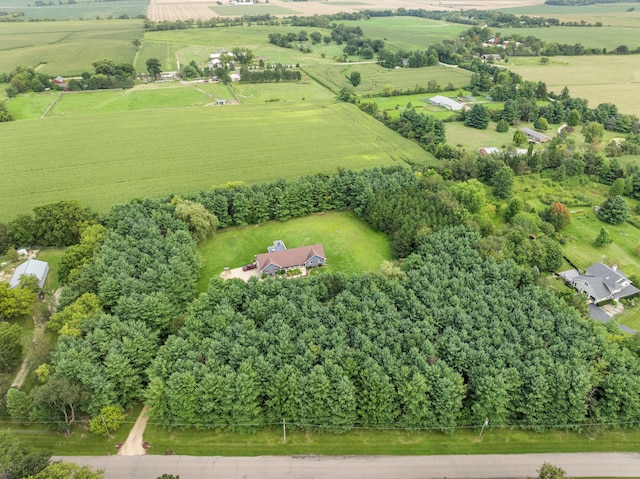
612 264 617 271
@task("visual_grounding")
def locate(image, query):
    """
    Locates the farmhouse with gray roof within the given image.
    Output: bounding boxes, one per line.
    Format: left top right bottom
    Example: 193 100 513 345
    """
559 262 640 304
256 242 326 275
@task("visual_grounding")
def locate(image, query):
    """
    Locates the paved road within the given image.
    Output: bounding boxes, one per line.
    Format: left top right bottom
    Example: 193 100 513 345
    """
55 453 640 479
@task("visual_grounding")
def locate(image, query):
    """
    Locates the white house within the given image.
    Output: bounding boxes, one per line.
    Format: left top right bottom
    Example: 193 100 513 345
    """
10 259 49 289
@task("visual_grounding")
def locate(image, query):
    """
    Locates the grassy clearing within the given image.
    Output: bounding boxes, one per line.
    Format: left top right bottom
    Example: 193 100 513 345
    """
231 81 334 103
508 56 640 116
197 211 392 291
500 3 640 27
0 20 142 75
0 0 148 20
4 92 59 120
304 63 471 94
0 101 433 220
141 425 640 456
445 121 544 153
0 403 143 455
35 248 64 293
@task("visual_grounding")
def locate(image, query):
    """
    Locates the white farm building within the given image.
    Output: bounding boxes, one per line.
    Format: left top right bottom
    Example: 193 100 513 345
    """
428 95 464 111
10 259 49 289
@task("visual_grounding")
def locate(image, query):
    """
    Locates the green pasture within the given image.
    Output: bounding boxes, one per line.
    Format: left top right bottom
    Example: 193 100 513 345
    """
303 63 471 94
499 25 640 50
197 211 392 291
141 425 640 456
0 20 142 76
135 40 185 73
444 121 548 153
5 92 59 120
342 16 467 52
0 101 434 220
0 0 147 20
231 80 334 103
210 5 295 16
508 56 640 116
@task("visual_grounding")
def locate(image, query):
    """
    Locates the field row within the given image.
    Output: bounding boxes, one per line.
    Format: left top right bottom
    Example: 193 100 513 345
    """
0 101 434 219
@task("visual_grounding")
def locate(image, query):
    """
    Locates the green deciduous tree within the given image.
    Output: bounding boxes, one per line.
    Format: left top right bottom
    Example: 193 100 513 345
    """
6 388 33 423
173 199 219 242
29 461 104 479
541 202 571 231
89 405 125 437
0 432 50 479
583 121 604 144
492 166 514 199
146 58 162 79
30 377 89 435
0 322 23 373
567 109 581 127
349 71 361 87
496 119 509 132
538 462 567 479
534 117 549 131
513 129 527 145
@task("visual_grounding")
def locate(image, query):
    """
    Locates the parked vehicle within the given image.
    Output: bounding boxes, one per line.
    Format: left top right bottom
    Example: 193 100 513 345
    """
242 263 257 271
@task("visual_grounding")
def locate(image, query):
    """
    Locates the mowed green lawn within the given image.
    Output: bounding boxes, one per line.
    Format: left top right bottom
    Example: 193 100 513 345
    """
0 101 434 220
0 20 142 75
303 63 471 94
509 56 640 117
142 424 640 457
197 211 392 291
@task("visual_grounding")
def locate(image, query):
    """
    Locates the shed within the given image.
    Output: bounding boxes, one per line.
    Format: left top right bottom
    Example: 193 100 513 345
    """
478 147 500 155
230 73 241 82
10 259 49 289
428 95 463 111
520 127 550 143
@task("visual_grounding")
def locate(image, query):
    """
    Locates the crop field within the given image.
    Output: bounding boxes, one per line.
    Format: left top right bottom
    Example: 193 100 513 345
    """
304 63 471 94
0 101 434 220
0 0 148 20
509 56 640 116
0 20 142 75
197 210 392 291
210 4 296 16
501 3 640 27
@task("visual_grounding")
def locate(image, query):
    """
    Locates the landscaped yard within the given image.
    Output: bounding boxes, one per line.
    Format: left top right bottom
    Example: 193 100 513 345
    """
197 211 392 291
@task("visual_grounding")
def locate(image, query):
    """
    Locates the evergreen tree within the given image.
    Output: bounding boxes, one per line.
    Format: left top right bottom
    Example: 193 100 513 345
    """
496 119 509 132
464 104 490 130
597 195 630 224
594 227 613 246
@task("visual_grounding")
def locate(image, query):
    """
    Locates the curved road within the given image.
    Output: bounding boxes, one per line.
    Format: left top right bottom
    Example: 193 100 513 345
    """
56 453 640 479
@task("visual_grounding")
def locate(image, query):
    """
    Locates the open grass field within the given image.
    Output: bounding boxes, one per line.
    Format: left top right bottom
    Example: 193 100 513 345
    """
501 2 640 27
231 81 334 103
445 120 545 152
0 0 148 20
141 424 640 456
0 100 434 220
508 56 640 117
197 211 392 291
0 20 142 76
304 63 471 94
499 25 640 50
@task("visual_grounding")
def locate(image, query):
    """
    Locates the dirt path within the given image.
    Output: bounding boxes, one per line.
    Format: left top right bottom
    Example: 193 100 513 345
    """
118 406 150 456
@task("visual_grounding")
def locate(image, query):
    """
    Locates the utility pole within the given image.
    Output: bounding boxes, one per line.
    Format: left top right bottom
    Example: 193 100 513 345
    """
101 415 112 439
479 418 489 439
282 418 287 444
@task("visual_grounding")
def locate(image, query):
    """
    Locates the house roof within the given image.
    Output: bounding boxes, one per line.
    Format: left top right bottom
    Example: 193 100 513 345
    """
559 263 639 303
10 259 49 289
429 95 464 111
256 244 325 272
478 147 500 155
520 127 550 142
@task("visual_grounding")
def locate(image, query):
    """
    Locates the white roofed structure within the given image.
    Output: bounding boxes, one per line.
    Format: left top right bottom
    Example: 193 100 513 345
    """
428 95 464 111
10 259 49 289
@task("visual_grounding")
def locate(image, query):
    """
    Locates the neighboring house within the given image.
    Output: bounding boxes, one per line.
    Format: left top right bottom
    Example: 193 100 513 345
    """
478 147 500 155
53 76 67 90
9 259 49 289
559 262 640 304
428 95 464 111
520 127 550 143
256 243 326 275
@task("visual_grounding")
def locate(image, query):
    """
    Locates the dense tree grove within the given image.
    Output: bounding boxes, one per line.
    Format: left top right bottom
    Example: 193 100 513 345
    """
146 228 640 431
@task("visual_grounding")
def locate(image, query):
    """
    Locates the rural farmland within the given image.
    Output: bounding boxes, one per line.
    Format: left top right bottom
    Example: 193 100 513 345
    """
0 101 434 219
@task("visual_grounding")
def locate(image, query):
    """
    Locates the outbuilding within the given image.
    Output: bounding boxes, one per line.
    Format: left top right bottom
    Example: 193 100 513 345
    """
428 95 464 111
520 127 550 143
10 259 49 289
